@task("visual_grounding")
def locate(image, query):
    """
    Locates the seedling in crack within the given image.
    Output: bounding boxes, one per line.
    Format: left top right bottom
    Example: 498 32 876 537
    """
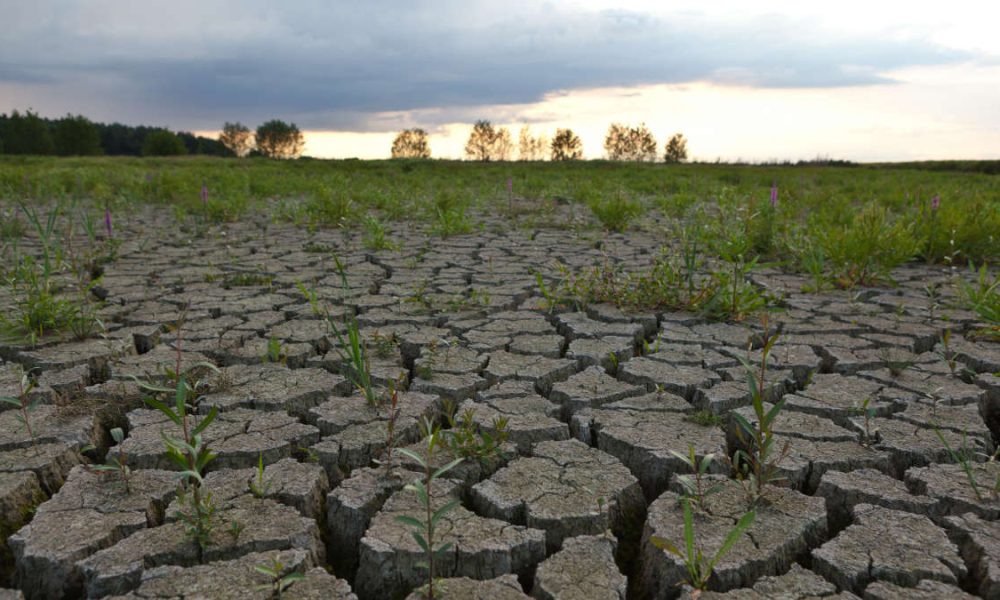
264 336 285 364
374 384 402 474
88 427 133 493
249 452 272 498
670 445 723 509
441 402 510 464
731 316 790 504
937 329 964 379
650 498 756 592
934 427 984 502
327 255 379 406
254 554 305 599
395 419 463 600
854 397 879 446
130 318 221 558
1 366 40 452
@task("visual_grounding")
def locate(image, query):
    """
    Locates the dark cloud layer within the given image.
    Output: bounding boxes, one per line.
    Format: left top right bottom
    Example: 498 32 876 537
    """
0 1 968 131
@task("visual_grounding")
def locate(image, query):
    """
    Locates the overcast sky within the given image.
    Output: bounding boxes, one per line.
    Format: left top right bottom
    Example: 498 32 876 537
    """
2 1 998 160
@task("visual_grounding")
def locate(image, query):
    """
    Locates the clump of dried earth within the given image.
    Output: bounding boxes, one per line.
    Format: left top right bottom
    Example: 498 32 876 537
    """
0 207 998 599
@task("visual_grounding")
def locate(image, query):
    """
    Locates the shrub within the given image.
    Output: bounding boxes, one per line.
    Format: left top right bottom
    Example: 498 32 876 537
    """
391 128 431 159
255 120 305 159
141 129 188 156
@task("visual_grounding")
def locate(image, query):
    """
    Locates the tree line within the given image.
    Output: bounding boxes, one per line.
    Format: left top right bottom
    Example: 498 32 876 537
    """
392 121 688 162
0 110 228 157
1 108 687 162
0 110 307 159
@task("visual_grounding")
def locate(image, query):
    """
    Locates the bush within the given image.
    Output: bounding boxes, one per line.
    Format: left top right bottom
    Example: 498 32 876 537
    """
255 120 305 159
391 128 431 159
551 129 583 161
604 123 657 161
141 129 188 156
464 121 511 162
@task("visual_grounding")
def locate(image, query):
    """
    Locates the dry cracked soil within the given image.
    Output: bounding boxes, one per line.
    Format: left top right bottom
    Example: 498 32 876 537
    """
1 208 999 599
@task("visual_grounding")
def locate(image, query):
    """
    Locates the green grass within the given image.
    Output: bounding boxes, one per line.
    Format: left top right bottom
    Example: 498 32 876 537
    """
1 156 997 307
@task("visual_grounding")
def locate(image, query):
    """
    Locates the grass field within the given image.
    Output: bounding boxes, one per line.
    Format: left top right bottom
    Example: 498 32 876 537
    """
0 155 998 340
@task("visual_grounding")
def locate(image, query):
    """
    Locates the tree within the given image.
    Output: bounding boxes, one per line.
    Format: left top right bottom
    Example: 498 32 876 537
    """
664 133 689 163
53 115 102 156
219 122 254 157
550 128 583 161
463 120 512 162
391 128 431 158
141 129 187 156
255 120 305 159
517 126 547 161
603 123 657 162
0 110 55 155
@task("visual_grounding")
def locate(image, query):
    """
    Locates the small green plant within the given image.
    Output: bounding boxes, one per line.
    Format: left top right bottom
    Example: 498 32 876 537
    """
685 410 723 427
249 452 271 498
264 336 285 364
534 271 562 314
669 445 723 508
395 420 464 600
587 189 642 232
1 366 40 452
374 385 401 474
327 256 379 406
131 321 220 558
295 281 321 316
431 205 473 238
938 329 959 378
254 554 305 599
817 202 919 288
799 244 828 293
441 402 510 463
227 519 245 543
854 397 878 446
362 215 399 251
731 316 789 503
370 330 399 359
879 347 914 377
223 272 273 288
650 498 756 592
960 264 999 340
416 343 437 380
934 427 984 501
88 427 133 493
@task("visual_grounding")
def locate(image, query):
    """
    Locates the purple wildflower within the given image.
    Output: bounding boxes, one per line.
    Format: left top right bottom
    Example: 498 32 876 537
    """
931 195 940 212
201 184 209 206
506 178 513 195
145 173 153 183
104 206 113 238
769 183 778 208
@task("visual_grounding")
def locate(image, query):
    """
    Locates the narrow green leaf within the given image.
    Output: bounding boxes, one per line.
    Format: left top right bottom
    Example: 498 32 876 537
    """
762 397 785 428
732 413 755 439
432 457 464 480
396 448 427 469
682 499 695 561
431 499 460 526
650 536 684 559
144 397 182 426
410 531 429 552
435 542 453 556
193 406 218 435
708 509 756 572
394 515 426 530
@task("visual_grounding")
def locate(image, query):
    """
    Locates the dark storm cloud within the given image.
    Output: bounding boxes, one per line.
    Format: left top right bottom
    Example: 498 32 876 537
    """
0 1 969 130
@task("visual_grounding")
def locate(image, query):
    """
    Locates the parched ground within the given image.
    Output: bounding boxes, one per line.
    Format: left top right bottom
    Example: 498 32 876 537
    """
1 207 999 599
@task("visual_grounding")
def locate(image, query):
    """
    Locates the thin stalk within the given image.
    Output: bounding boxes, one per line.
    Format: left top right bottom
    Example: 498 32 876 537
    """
425 458 436 599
